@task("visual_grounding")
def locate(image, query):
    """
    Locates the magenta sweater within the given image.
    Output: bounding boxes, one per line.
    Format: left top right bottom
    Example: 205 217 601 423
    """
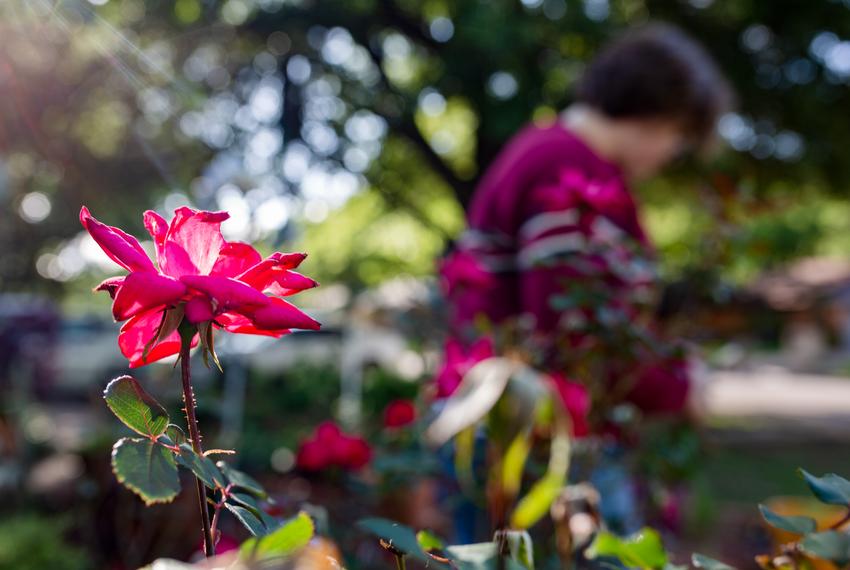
438 120 689 415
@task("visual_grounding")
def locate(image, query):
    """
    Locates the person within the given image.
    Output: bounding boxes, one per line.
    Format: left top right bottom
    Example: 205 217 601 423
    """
435 22 732 538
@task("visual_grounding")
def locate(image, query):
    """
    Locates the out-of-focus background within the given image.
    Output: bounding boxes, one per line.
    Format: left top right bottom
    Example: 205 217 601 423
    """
3 0 850 568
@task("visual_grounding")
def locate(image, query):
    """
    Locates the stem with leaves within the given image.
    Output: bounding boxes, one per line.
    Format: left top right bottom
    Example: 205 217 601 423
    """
179 322 215 557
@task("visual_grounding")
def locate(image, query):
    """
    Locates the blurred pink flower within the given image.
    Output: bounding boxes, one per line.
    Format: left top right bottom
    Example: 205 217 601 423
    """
435 336 494 398
383 399 416 429
81 206 320 367
439 250 495 297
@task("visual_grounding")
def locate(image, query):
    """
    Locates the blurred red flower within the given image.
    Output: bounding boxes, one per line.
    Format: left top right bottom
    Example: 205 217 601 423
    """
296 421 372 472
383 399 417 429
80 206 320 367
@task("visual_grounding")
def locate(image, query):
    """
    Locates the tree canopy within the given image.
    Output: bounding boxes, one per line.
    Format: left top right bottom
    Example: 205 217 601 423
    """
3 0 850 294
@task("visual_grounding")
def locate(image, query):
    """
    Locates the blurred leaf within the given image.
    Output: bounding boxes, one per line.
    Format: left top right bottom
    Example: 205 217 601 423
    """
217 462 267 498
225 503 267 537
455 426 477 491
357 518 449 566
103 376 169 438
801 531 850 564
510 412 571 529
510 472 563 530
416 529 445 551
425 358 517 446
501 430 532 498
176 444 224 489
494 529 534 570
800 470 850 506
445 542 527 570
587 529 668 570
446 543 496 565
758 505 817 535
240 512 314 561
111 437 179 505
692 553 737 570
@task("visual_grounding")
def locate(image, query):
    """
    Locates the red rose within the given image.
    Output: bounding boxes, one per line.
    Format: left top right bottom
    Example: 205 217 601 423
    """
383 399 416 428
297 421 372 472
296 439 332 471
80 206 320 367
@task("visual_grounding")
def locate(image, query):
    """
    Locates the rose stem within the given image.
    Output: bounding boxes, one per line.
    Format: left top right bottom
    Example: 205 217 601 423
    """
180 329 214 557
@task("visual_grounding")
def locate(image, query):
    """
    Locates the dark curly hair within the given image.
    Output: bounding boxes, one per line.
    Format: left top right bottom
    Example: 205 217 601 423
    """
576 23 733 148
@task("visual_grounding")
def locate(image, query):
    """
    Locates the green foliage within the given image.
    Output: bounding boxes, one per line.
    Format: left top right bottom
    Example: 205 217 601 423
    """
800 531 850 565
800 469 850 506
587 528 669 570
175 444 225 489
217 461 267 498
416 529 446 552
103 375 170 438
510 472 564 530
758 504 817 535
240 512 315 561
0 514 91 570
357 517 445 566
224 504 267 537
110 437 181 505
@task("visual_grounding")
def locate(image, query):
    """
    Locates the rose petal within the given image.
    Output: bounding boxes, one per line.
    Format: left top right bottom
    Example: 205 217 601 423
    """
216 312 291 337
180 275 270 314
210 242 262 278
248 297 320 331
143 210 169 264
94 276 125 300
237 252 308 290
118 311 198 368
112 272 187 321
185 296 214 324
265 270 319 297
80 206 155 273
160 207 229 277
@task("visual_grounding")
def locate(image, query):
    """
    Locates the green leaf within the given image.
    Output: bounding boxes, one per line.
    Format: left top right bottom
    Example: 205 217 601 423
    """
801 531 850 564
800 470 850 506
224 503 267 537
175 444 224 489
758 505 817 535
103 376 169 438
510 472 564 530
111 437 180 505
357 518 443 566
692 553 737 570
417 529 445 552
240 511 314 561
510 408 571 529
217 461 267 498
502 430 532 498
164 425 186 446
587 529 668 570
228 491 279 530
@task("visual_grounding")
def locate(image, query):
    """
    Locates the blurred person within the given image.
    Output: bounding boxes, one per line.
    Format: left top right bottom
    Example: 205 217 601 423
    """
436 22 731 539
